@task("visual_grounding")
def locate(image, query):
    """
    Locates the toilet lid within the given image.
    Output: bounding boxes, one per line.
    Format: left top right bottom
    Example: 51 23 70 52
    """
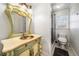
58 37 67 43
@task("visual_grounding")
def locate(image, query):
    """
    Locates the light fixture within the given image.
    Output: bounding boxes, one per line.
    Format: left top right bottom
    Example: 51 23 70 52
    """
55 4 64 9
56 5 61 9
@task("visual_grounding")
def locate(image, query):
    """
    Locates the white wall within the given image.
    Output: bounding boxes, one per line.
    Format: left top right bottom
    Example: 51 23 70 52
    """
0 4 9 40
70 4 79 55
32 3 52 56
0 4 26 40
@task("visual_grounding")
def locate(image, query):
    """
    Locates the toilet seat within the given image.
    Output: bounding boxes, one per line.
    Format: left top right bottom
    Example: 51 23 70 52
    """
58 37 67 43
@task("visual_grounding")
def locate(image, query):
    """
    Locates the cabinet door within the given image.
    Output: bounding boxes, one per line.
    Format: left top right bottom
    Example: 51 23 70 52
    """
19 49 29 56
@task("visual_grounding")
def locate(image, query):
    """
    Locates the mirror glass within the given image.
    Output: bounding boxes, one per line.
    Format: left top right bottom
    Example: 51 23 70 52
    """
12 13 26 34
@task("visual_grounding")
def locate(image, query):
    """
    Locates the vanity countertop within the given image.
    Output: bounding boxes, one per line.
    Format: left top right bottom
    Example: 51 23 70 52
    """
1 34 41 53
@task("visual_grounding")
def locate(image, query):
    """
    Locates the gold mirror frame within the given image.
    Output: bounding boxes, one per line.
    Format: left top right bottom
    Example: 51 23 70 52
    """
5 4 32 38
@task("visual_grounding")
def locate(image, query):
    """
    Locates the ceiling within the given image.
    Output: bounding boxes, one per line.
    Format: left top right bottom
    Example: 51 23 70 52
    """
51 3 70 11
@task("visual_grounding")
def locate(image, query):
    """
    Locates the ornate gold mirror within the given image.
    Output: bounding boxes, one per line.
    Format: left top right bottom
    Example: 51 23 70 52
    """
5 3 32 39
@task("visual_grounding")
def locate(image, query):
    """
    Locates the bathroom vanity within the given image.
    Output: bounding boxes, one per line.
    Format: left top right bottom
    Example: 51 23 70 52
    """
0 4 42 56
1 34 42 56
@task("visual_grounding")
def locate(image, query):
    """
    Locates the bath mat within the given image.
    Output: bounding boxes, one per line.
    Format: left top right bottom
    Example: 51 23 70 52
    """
53 47 69 56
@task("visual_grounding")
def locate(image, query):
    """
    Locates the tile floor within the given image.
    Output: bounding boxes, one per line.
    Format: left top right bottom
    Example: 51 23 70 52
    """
52 41 77 56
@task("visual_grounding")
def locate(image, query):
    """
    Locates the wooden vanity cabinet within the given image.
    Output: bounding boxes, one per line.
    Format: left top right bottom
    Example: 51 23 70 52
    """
1 34 41 56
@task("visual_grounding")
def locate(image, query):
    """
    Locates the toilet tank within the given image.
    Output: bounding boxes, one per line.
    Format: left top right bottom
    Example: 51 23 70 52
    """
57 30 68 38
59 32 66 38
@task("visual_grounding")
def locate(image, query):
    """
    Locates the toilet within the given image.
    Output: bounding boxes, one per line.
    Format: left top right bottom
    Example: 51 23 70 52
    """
57 32 67 49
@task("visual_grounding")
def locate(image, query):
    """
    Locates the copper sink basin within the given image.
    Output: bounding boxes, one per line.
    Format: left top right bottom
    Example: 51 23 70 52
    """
20 34 34 40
